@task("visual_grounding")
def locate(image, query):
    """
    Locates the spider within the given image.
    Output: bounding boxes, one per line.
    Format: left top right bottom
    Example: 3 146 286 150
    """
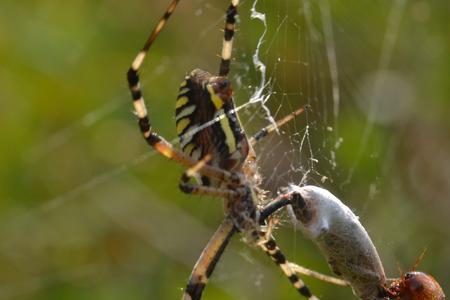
126 0 319 299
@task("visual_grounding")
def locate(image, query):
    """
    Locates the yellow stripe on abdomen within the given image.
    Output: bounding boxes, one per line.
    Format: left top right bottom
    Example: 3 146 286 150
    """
206 85 236 153
207 85 223 110
176 105 196 122
218 110 237 154
176 96 189 109
176 118 191 135
183 143 196 155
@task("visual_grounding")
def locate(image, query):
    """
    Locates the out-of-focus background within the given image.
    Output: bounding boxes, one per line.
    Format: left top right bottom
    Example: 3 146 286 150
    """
0 0 448 299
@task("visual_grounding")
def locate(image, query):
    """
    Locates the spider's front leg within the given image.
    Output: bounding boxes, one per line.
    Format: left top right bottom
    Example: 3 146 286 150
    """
127 0 180 151
219 0 239 76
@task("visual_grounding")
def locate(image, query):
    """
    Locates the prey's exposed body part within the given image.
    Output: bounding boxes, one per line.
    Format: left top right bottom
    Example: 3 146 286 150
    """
288 185 387 300
388 271 445 300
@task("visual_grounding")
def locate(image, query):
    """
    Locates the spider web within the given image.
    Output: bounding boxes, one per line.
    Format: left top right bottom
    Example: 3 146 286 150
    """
1 0 448 299
232 0 340 194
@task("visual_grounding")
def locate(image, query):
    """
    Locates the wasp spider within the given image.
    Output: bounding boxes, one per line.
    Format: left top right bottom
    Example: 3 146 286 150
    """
127 1 317 299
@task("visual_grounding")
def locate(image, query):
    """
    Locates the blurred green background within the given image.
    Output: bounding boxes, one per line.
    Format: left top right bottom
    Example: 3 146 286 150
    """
0 0 448 299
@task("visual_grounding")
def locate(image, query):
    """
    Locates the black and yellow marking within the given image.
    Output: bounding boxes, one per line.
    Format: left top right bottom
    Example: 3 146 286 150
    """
249 105 308 145
175 69 248 177
176 95 189 109
175 92 196 137
219 2 238 76
127 0 182 147
140 0 180 55
261 238 316 299
176 119 191 137
176 105 197 123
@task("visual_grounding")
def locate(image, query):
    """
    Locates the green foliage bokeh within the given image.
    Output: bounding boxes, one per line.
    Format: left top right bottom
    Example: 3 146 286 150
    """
0 0 448 299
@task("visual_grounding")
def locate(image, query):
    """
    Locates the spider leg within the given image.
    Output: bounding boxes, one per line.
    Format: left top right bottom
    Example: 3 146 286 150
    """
219 0 239 76
128 0 180 134
125 0 235 182
259 192 297 220
182 218 237 300
129 56 240 187
258 237 319 300
288 263 349 287
181 211 318 300
129 0 180 73
128 26 242 188
249 105 309 146
181 191 321 300
179 173 238 197
178 155 241 197
126 0 193 165
258 192 321 299
261 196 349 286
